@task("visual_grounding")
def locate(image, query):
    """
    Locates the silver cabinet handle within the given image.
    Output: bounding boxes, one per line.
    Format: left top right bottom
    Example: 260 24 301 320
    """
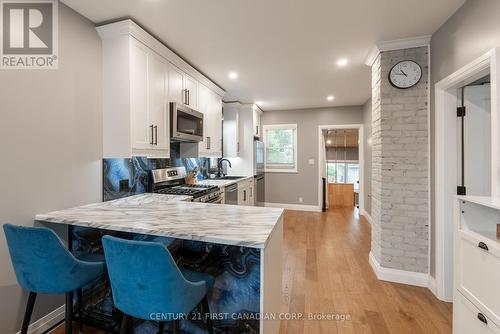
243 190 246 201
154 125 158 145
206 136 211 150
150 125 154 145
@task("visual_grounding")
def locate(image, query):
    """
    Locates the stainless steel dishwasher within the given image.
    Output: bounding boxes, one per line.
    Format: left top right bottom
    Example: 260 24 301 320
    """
224 183 238 205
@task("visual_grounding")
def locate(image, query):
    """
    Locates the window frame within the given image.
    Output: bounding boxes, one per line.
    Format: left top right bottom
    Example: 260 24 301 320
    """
263 124 298 173
326 160 359 184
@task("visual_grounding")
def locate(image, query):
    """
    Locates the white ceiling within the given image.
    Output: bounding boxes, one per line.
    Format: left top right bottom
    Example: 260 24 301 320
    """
62 0 465 111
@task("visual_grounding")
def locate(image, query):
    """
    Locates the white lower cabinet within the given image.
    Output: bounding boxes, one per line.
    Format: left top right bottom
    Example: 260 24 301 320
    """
454 198 500 333
237 179 254 206
454 292 500 334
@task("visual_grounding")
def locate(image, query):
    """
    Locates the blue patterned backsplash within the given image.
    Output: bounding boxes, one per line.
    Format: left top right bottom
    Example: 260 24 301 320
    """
103 157 211 201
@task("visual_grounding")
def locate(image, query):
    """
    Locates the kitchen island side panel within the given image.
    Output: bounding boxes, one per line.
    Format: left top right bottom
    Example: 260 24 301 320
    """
261 214 284 334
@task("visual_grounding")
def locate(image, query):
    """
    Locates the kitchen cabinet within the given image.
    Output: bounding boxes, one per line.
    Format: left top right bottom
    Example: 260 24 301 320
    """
98 20 225 158
237 178 254 206
198 84 222 157
253 105 263 138
223 102 241 158
167 63 198 110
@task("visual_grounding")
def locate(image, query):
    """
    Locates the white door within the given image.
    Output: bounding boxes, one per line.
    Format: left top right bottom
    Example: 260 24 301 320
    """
130 39 152 150
168 64 184 105
462 84 491 196
148 52 169 151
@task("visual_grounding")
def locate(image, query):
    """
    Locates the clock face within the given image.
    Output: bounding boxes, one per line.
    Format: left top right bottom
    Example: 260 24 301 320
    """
389 60 422 89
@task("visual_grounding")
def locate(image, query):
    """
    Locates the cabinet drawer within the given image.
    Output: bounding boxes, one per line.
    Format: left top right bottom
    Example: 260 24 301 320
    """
457 229 500 322
454 292 500 334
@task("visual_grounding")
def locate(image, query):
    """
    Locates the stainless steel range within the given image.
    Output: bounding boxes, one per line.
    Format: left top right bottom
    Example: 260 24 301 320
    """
150 167 223 203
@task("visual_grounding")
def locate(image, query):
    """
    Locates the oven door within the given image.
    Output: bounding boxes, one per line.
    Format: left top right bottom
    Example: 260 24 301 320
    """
170 102 204 142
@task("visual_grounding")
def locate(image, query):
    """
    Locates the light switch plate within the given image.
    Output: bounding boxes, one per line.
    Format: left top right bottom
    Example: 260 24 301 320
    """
308 159 315 165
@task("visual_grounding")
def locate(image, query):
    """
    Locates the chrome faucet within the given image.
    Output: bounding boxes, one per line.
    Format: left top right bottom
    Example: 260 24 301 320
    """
217 159 232 177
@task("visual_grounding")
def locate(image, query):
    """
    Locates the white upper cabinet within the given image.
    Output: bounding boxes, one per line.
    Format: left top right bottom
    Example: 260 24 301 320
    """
183 74 198 110
253 105 263 138
198 84 222 157
97 20 225 159
167 63 184 105
223 102 241 158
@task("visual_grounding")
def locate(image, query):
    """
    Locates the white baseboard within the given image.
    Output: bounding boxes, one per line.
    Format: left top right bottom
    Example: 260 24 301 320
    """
428 275 438 297
16 304 65 334
359 208 372 224
264 202 322 212
368 252 429 288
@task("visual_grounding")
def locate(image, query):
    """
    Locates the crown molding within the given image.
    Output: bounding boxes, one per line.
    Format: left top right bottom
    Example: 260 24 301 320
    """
365 35 431 67
96 19 226 97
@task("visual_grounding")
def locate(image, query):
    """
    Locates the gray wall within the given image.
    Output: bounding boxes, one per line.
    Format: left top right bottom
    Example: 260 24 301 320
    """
0 4 102 332
261 106 364 206
429 0 500 277
363 98 372 215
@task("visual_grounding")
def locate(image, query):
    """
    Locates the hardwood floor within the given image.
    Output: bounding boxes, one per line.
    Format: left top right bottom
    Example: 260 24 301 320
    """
279 208 451 334
50 208 452 334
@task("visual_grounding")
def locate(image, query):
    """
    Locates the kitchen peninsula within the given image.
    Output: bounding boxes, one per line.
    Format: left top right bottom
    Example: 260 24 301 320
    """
35 194 283 334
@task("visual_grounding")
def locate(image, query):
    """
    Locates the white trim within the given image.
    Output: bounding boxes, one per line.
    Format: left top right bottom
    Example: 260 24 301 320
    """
365 35 431 66
264 202 321 212
434 48 499 302
317 124 364 213
359 208 372 224
369 252 429 288
96 19 225 97
428 276 438 297
15 305 65 334
263 124 298 173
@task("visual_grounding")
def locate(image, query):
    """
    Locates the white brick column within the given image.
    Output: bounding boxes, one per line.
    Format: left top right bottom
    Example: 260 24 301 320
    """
370 47 429 275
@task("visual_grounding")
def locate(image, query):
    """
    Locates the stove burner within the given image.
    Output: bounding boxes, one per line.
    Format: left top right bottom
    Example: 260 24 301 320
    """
155 184 219 198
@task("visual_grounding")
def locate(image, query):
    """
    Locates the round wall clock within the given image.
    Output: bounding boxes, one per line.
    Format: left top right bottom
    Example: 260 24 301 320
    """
388 60 422 89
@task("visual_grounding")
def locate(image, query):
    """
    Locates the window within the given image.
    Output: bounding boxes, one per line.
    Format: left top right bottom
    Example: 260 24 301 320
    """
327 161 359 188
263 124 298 173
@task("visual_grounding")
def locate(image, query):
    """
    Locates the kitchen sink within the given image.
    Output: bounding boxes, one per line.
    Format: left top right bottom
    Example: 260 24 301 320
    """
213 175 246 180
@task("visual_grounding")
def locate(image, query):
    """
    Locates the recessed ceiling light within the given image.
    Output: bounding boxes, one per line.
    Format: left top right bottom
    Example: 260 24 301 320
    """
327 95 335 101
326 140 332 144
337 58 348 67
228 72 238 79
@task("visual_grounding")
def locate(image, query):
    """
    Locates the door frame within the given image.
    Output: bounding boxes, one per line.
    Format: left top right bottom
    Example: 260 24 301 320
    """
434 48 500 301
317 124 364 213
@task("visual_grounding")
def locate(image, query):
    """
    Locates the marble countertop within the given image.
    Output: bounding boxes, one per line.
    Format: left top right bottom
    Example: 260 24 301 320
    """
197 176 254 188
35 193 284 248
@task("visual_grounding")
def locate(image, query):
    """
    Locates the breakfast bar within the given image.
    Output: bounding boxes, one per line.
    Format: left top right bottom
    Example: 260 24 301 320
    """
35 194 284 334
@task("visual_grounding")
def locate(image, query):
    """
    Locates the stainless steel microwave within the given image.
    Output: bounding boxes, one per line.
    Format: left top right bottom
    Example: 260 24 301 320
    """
170 102 203 142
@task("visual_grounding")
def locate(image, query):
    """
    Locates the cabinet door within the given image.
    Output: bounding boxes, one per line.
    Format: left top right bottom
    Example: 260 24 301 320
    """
211 94 223 155
168 64 184 104
183 74 198 110
130 39 152 150
198 83 211 156
148 52 169 151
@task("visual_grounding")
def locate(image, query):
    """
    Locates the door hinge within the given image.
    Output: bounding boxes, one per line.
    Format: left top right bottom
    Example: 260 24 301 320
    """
457 106 466 117
457 186 466 196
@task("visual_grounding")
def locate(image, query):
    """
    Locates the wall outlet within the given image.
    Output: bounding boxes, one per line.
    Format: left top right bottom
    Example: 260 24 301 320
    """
119 179 130 192
298 197 303 203
308 159 315 165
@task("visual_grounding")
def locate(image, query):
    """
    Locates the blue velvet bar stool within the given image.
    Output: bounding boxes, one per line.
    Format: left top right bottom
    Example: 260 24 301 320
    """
102 235 215 334
3 224 105 334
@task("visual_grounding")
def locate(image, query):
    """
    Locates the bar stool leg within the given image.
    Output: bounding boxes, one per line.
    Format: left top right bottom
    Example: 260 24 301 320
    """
21 292 37 334
120 314 131 334
65 291 73 334
77 288 83 333
201 296 214 334
158 322 164 334
172 319 179 334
